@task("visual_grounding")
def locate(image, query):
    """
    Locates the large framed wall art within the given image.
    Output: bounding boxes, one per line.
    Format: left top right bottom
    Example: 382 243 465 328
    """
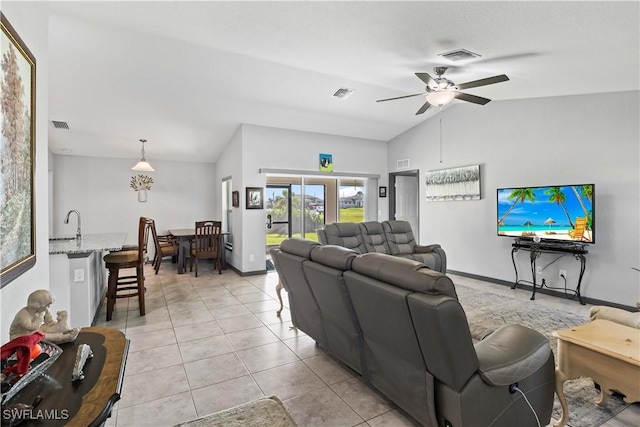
425 164 480 202
1 14 37 287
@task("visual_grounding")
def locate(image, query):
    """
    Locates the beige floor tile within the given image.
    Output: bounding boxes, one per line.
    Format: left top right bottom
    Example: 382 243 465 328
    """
266 320 307 341
201 295 242 309
252 361 325 400
119 365 190 408
235 291 273 303
255 307 292 325
237 341 300 373
331 377 395 421
173 320 223 343
304 355 355 385
284 386 363 427
209 304 252 319
128 327 176 353
166 299 209 315
116 391 197 426
124 343 183 376
366 408 418 426
228 285 263 296
178 334 235 362
216 313 264 333
191 375 264 416
170 308 215 327
283 335 325 359
225 326 280 351
245 299 283 314
183 352 249 389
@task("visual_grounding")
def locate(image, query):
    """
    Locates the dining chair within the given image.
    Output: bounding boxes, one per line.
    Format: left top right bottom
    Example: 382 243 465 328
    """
103 217 151 321
151 221 178 274
190 220 223 276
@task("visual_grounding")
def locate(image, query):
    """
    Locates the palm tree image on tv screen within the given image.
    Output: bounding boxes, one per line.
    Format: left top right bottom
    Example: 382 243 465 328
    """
497 184 594 243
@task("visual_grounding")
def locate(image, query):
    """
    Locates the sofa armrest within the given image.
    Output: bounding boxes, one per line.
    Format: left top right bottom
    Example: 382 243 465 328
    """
414 244 441 253
474 324 551 386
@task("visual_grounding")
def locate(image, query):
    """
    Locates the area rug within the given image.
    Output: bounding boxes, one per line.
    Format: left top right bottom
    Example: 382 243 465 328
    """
175 395 297 427
455 283 628 427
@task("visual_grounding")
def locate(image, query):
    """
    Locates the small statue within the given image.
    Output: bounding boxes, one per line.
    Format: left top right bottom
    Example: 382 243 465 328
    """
9 290 80 344
71 344 93 382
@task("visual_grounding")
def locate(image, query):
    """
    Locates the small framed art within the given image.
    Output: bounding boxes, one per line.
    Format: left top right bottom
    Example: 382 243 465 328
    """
246 187 264 209
379 186 387 198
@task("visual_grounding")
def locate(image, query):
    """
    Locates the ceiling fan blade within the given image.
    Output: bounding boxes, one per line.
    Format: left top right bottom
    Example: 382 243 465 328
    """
415 72 435 86
453 91 491 105
376 93 426 103
457 74 509 90
415 101 432 115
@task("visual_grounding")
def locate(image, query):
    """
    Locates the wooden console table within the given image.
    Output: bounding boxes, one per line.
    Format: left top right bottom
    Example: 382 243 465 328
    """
510 239 587 304
1 327 129 427
553 320 640 427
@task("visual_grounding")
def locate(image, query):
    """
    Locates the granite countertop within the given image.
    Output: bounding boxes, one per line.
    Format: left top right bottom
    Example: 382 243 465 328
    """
49 233 127 255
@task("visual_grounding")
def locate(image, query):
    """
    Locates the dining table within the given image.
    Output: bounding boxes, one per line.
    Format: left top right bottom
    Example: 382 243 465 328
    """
168 228 228 274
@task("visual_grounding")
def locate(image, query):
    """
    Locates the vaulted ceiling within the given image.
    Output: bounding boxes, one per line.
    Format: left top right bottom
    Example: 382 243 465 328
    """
46 1 639 163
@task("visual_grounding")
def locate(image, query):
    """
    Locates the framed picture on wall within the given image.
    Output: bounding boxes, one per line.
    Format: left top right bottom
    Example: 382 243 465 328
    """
379 186 387 198
246 187 264 209
319 153 333 172
1 14 37 288
232 191 239 208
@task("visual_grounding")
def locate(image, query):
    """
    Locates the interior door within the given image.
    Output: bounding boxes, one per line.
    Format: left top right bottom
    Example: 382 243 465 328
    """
391 171 420 241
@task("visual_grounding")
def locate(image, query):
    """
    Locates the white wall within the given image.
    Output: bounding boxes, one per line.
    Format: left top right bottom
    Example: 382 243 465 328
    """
388 91 640 306
51 155 217 247
239 124 388 273
0 3 50 344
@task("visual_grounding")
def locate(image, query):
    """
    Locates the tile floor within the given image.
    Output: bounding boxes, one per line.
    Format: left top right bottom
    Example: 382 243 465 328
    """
96 262 639 427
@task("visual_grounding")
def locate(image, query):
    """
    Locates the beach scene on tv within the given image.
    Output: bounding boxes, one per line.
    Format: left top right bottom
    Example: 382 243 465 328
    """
497 184 594 243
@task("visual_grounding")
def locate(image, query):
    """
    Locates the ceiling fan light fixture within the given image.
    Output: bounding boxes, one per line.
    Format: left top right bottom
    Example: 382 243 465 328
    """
426 90 455 106
132 138 155 171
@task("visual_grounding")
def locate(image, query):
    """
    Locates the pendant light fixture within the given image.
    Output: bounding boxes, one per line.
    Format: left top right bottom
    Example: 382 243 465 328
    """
132 138 155 171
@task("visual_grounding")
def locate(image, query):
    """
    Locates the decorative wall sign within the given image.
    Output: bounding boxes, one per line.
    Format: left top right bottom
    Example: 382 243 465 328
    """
1 14 37 287
246 187 264 209
425 164 481 201
319 153 333 172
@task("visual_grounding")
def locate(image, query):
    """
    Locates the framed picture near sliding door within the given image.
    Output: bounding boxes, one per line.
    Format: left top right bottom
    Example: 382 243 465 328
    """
1 14 37 287
425 164 480 202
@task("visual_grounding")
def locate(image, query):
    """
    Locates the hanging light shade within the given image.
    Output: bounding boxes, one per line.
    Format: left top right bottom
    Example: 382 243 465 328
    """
426 90 455 106
132 138 155 171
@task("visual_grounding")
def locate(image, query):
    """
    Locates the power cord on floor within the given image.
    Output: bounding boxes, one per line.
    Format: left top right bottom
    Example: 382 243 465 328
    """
510 384 541 427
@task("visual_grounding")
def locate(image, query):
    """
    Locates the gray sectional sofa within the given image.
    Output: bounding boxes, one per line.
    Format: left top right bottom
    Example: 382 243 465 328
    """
317 220 447 273
271 238 555 427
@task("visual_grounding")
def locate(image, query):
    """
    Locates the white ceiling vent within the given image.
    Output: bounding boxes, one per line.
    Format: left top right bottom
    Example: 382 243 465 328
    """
51 120 69 129
332 88 354 99
438 49 481 62
396 159 410 169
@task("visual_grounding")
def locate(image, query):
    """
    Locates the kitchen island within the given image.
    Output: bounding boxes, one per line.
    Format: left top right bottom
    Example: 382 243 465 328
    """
49 233 126 327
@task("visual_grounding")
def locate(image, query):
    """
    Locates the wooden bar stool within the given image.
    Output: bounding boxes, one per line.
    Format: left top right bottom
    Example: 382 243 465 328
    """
103 217 152 321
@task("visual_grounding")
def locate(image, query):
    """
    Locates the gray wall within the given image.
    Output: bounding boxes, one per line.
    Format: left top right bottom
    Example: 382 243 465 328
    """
388 91 640 306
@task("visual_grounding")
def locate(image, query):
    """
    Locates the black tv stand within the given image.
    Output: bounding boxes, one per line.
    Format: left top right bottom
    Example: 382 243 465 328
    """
510 238 587 304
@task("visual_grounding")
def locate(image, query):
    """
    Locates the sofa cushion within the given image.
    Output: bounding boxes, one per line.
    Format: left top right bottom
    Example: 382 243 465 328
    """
309 245 358 271
382 220 418 255
322 223 365 253
359 221 389 253
351 253 456 298
280 237 321 257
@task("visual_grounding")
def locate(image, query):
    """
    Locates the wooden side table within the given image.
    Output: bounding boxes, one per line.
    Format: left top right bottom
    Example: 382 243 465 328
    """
553 319 640 427
2 327 129 427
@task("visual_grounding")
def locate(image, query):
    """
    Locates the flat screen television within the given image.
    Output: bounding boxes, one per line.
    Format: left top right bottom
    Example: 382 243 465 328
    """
497 184 594 244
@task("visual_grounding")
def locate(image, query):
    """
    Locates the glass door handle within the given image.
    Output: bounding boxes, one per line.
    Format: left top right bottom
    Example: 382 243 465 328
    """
266 214 272 229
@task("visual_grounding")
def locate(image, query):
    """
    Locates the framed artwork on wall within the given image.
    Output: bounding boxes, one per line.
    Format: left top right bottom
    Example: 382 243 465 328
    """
246 187 264 209
1 14 37 288
319 153 333 172
379 186 387 197
425 164 481 202
232 191 239 208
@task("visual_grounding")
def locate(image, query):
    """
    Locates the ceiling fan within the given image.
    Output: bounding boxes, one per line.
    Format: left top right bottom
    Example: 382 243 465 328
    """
377 67 509 115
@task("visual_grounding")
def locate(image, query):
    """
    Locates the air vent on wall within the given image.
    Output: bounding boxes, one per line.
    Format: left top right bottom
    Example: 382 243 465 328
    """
51 120 69 129
396 159 410 169
332 88 354 99
438 49 481 62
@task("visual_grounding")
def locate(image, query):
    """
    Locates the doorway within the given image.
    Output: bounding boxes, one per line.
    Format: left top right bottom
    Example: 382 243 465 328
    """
389 170 420 241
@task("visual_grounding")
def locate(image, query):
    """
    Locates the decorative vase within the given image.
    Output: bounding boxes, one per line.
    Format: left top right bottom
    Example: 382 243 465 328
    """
137 189 148 203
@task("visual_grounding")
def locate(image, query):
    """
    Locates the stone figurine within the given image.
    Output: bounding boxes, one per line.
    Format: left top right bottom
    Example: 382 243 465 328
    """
9 290 80 344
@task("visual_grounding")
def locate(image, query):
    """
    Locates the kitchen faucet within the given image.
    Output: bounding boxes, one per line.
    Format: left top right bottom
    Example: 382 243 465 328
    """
64 210 82 239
